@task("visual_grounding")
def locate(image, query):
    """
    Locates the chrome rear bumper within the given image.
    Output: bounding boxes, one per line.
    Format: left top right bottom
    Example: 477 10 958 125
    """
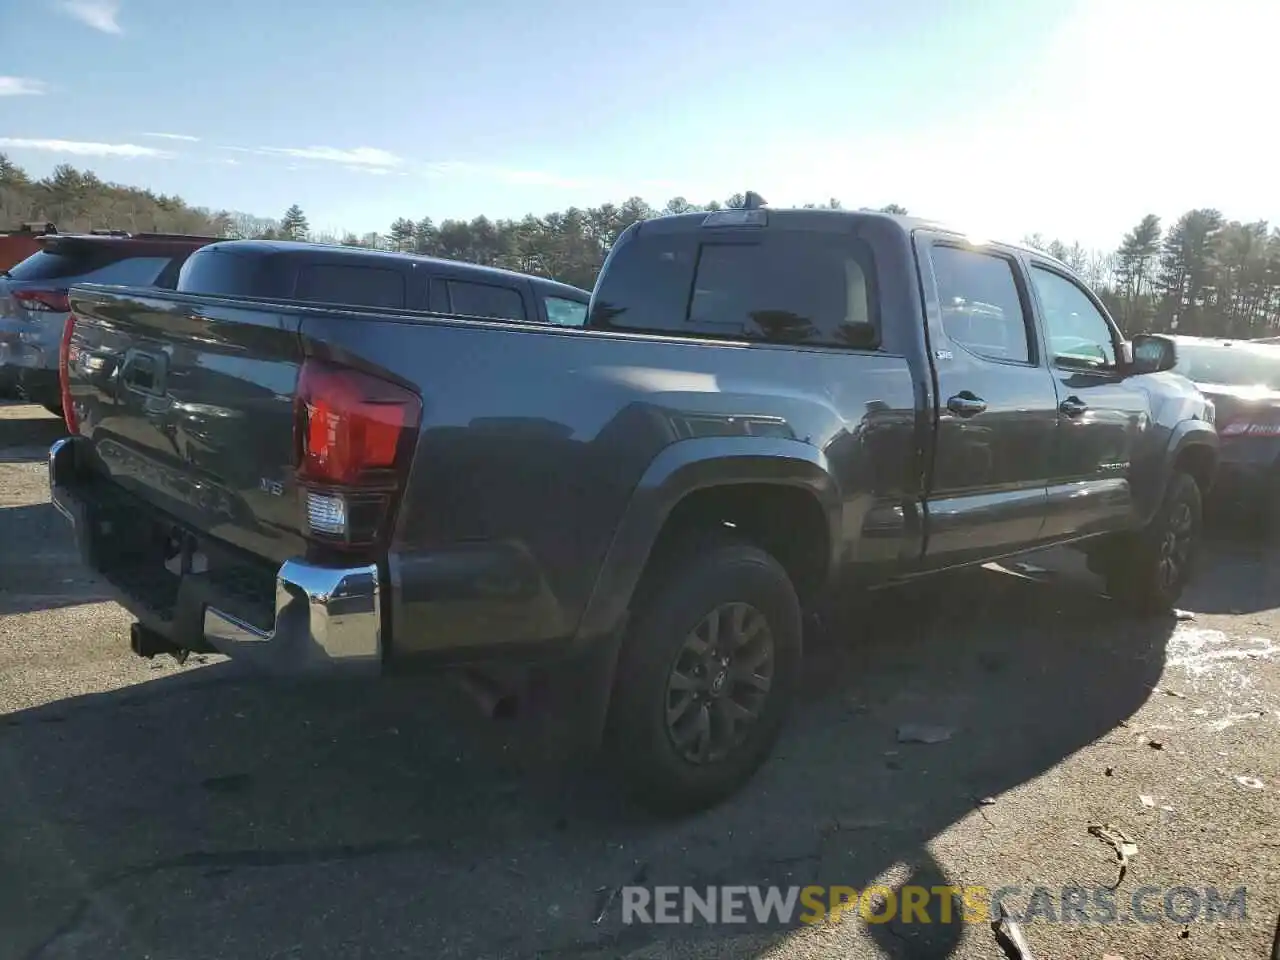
202 560 382 674
49 436 382 676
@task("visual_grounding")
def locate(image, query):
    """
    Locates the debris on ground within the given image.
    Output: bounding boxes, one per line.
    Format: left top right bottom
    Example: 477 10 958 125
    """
1102 954 1126 960
1147 739 1165 750
992 901 1037 959
1139 794 1155 807
1088 823 1139 890
896 723 955 744
1154 686 1188 699
1173 609 1196 621
593 861 649 925
977 796 997 806
1235 775 1265 790
1105 766 1115 777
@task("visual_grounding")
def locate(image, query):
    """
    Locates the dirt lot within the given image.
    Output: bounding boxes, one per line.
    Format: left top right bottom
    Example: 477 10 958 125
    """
1 401 1278 959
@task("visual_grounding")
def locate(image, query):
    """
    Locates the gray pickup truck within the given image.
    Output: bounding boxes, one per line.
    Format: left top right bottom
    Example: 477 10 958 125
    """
49 208 1217 812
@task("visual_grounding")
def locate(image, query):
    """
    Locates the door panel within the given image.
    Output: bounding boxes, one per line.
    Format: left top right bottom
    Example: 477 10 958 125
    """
1028 263 1150 539
918 238 1060 567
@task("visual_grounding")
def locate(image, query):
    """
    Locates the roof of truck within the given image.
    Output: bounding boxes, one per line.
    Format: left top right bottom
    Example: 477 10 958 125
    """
203 240 590 300
632 207 1062 265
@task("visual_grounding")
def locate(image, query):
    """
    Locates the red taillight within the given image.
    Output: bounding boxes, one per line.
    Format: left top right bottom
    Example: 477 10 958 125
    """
58 314 78 433
14 289 71 313
296 359 420 484
294 358 421 547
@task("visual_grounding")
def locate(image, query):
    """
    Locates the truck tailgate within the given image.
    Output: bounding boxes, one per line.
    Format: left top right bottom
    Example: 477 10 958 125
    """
65 287 308 565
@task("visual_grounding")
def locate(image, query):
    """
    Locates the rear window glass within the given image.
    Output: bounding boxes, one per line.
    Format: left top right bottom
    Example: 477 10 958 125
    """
295 263 406 309
8 247 119 281
590 228 878 348
8 248 174 286
448 280 525 322
544 295 587 326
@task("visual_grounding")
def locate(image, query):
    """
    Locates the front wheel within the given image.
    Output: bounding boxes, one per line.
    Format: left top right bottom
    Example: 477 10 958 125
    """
1105 471 1202 614
606 536 802 815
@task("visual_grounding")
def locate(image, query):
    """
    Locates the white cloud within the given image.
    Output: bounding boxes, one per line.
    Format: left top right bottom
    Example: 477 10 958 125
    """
235 145 404 168
143 132 200 142
0 77 48 96
0 137 173 159
57 0 122 34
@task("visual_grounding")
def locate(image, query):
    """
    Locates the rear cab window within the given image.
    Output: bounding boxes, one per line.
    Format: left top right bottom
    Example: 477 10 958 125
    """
447 280 525 322
589 219 879 348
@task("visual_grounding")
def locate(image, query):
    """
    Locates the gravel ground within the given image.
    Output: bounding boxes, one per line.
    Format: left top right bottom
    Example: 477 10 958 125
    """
1 401 1277 960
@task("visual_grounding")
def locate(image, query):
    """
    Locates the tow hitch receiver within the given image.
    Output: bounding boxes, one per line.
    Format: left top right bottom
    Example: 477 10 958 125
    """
129 622 190 664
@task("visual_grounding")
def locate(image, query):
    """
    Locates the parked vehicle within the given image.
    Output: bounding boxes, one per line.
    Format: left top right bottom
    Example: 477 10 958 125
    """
1171 335 1280 531
0 222 56 272
49 209 1217 813
0 231 217 413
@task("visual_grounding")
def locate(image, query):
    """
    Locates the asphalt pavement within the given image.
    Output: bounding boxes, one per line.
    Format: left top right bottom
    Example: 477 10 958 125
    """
1 401 1277 959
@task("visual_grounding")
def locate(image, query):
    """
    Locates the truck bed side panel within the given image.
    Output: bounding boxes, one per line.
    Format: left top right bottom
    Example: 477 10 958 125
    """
297 314 923 659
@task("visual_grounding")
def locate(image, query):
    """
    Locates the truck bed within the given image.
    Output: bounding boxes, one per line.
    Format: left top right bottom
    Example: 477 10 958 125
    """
61 284 925 663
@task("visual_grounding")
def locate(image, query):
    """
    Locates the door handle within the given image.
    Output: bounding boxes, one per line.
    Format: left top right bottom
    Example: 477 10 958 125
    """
1059 396 1088 417
946 392 987 418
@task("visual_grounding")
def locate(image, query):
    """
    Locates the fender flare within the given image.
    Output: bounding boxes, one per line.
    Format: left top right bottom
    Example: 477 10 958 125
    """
1142 419 1218 525
573 436 843 644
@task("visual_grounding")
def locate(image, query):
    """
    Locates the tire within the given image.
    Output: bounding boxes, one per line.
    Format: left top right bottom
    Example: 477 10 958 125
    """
606 535 802 815
1263 467 1280 545
1105 471 1202 614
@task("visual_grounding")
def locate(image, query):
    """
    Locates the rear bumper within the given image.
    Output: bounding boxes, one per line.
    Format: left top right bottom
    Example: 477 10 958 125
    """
49 436 382 676
0 324 46 371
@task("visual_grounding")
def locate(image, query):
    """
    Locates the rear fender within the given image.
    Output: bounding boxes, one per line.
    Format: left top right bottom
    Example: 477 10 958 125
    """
574 436 842 645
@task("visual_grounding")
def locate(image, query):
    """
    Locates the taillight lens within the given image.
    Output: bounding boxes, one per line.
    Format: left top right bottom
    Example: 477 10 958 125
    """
294 358 421 547
58 314 78 433
14 289 71 314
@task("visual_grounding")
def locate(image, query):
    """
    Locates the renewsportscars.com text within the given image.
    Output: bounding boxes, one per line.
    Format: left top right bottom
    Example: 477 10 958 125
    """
620 884 1247 926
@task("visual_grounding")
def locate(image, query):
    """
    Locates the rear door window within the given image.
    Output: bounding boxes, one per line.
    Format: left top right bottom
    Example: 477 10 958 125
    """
930 245 1033 364
295 263 406 309
447 280 525 322
591 229 878 348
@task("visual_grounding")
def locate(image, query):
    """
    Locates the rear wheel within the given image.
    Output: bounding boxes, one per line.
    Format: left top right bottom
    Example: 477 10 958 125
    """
1263 466 1280 544
607 535 802 815
1105 471 1202 614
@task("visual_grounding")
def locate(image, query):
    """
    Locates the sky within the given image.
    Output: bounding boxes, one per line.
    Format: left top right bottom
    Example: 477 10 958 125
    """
0 0 1275 249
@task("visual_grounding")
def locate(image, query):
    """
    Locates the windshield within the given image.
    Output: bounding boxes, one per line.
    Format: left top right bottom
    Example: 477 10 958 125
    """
1173 342 1280 390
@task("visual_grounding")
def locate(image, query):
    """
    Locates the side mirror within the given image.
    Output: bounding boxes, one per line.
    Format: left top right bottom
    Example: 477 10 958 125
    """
1130 334 1178 374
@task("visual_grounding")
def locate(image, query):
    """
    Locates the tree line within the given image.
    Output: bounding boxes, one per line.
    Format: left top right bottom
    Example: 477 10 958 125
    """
2 154 1277 338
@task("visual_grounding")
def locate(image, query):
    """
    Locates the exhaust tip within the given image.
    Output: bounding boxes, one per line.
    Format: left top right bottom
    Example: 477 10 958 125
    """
452 669 519 720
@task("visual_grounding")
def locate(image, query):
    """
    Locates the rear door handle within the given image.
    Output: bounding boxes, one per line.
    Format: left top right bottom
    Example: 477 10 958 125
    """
946 392 987 418
1059 396 1088 417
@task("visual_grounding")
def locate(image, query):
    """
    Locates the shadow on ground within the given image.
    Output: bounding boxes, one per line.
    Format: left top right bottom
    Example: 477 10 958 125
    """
0 556 1181 960
0 405 64 463
0 502 111 615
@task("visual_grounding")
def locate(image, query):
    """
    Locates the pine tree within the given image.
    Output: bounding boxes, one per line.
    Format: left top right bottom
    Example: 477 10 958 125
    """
279 204 309 241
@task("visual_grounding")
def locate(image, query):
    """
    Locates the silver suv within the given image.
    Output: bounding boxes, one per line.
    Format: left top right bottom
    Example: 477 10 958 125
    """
0 232 215 413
